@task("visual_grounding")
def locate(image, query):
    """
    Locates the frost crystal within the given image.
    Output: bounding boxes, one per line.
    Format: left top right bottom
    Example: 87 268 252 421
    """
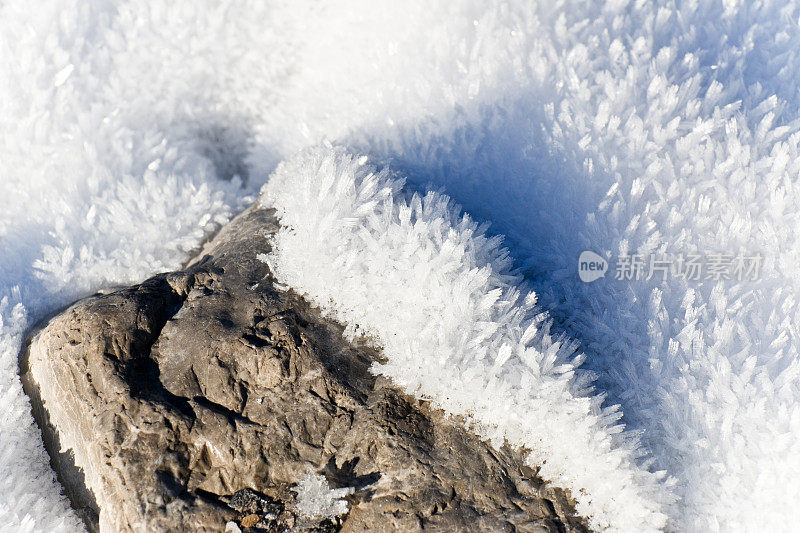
295 473 354 520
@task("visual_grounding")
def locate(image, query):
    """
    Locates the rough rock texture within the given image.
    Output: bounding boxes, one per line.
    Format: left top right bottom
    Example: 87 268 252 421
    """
21 206 590 533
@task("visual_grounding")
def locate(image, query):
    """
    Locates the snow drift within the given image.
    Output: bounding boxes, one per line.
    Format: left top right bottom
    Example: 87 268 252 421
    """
2 0 800 531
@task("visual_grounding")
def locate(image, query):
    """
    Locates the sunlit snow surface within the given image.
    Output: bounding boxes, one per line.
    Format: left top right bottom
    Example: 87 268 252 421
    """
2 1 800 531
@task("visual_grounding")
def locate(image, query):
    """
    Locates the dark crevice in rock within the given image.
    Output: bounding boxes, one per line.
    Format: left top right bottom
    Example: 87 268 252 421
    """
127 356 197 420
242 332 271 348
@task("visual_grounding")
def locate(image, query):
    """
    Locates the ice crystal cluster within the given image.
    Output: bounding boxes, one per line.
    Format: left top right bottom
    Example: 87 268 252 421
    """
294 473 353 521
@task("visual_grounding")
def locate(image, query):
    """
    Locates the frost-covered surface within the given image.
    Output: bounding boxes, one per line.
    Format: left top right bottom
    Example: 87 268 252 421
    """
261 146 671 531
2 0 800 531
294 473 353 520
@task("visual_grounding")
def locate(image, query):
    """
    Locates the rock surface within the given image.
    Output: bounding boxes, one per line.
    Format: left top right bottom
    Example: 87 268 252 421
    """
21 205 590 532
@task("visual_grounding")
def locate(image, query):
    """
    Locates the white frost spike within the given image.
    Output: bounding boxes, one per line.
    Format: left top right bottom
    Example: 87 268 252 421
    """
295 473 354 520
53 64 74 87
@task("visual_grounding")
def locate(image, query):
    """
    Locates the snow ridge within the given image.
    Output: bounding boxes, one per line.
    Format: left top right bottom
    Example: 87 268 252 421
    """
260 146 671 532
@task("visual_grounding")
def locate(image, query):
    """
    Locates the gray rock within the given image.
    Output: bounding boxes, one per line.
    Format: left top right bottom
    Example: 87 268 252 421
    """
21 205 590 533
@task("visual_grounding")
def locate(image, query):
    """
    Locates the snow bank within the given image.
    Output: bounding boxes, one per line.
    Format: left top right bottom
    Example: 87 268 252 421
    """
3 0 800 530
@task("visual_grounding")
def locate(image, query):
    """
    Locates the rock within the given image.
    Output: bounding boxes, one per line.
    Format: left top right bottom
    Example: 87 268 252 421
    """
21 205 590 532
240 515 260 528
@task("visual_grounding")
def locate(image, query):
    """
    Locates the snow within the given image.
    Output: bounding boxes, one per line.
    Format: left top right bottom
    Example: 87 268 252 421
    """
1 0 800 531
294 473 353 521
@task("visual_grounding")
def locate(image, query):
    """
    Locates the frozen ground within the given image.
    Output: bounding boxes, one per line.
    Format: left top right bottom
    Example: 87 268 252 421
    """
2 1 800 531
